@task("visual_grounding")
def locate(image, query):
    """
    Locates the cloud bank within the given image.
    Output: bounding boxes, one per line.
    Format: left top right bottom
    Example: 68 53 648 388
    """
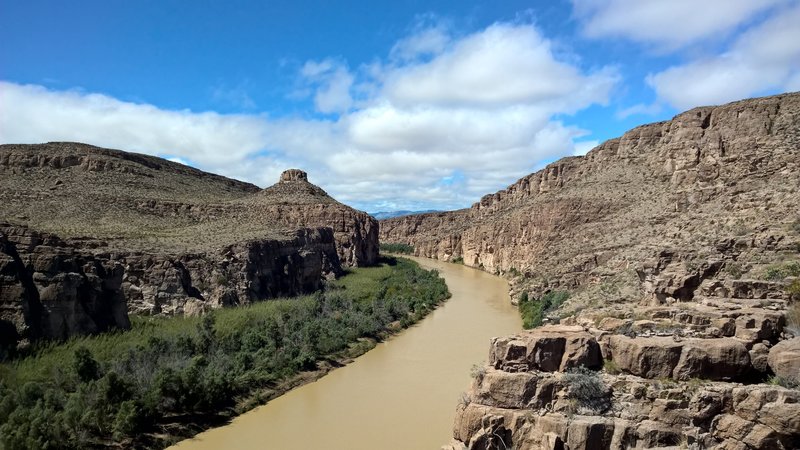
573 0 800 111
647 5 800 110
1 21 617 211
572 0 789 50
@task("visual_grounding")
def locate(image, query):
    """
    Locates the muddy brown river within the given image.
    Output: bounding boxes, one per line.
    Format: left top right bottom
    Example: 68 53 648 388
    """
169 256 521 450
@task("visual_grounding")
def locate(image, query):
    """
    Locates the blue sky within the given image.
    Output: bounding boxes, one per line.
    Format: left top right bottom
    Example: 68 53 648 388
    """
2 0 799 212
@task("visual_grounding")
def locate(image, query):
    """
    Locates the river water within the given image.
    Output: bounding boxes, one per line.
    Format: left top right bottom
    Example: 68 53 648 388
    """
169 256 521 450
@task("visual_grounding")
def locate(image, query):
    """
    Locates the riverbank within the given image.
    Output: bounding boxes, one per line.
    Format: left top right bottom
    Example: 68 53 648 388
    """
0 256 449 450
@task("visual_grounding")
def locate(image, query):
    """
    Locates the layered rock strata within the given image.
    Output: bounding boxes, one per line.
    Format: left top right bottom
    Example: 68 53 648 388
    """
0 143 378 345
381 93 799 301
448 325 799 450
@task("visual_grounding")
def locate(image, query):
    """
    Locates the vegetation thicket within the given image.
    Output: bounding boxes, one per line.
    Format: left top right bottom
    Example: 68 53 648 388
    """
0 257 449 449
379 243 414 254
518 290 569 329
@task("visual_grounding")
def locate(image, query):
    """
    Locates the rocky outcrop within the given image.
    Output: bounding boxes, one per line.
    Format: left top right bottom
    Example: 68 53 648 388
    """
242 169 379 267
768 337 800 382
121 227 342 316
1 145 376 346
450 326 800 450
490 326 602 373
425 93 800 449
1 222 342 346
1 224 129 345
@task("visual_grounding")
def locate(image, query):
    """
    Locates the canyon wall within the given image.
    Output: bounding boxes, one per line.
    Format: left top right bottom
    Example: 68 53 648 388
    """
382 93 799 301
379 93 800 450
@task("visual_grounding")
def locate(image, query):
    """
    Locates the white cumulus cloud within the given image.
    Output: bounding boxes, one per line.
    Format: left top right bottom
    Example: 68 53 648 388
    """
0 81 268 168
300 58 354 114
383 23 617 109
646 5 800 110
572 0 790 50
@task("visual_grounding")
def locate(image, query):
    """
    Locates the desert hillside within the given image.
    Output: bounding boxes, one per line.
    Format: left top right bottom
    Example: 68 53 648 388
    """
0 143 378 346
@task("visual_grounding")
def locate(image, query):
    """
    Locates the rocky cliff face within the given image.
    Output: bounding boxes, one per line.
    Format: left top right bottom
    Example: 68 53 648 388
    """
0 143 377 347
447 326 799 450
240 169 379 267
382 93 799 298
378 93 800 450
0 224 129 346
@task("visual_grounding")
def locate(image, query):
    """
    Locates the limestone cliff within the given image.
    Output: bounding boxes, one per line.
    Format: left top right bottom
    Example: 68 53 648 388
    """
378 93 800 450
0 143 378 347
382 93 799 301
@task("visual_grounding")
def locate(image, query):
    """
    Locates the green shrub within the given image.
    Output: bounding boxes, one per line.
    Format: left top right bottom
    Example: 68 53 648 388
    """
451 256 463 264
764 261 800 280
379 243 414 254
603 359 621 375
788 279 800 297
785 301 800 335
73 347 100 383
470 364 486 383
768 375 799 390
792 218 800 234
725 261 744 279
519 291 569 329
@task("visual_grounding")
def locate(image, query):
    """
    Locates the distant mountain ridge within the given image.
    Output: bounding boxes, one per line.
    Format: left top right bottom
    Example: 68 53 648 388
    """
370 210 440 220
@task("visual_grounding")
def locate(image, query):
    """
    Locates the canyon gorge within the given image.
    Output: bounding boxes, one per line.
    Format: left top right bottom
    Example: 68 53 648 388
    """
381 93 800 449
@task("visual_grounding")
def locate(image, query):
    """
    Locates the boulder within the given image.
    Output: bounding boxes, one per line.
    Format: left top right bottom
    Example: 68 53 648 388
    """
672 338 751 380
767 337 800 381
490 325 602 373
473 368 538 409
607 336 682 379
749 343 770 373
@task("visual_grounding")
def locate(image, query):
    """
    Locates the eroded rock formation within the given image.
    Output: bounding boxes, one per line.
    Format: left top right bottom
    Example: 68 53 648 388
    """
0 144 378 346
0 224 129 345
448 325 800 450
381 93 799 300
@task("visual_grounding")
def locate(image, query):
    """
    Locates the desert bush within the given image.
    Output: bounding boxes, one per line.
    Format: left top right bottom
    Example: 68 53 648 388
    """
73 347 100 383
792 218 800 234
470 364 487 383
603 359 621 375
457 391 471 408
725 261 744 279
563 366 609 412
788 279 800 299
519 291 569 329
768 375 799 390
785 301 800 335
764 261 800 281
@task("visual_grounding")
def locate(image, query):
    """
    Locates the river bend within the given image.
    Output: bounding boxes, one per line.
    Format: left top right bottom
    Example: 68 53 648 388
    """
170 256 521 450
